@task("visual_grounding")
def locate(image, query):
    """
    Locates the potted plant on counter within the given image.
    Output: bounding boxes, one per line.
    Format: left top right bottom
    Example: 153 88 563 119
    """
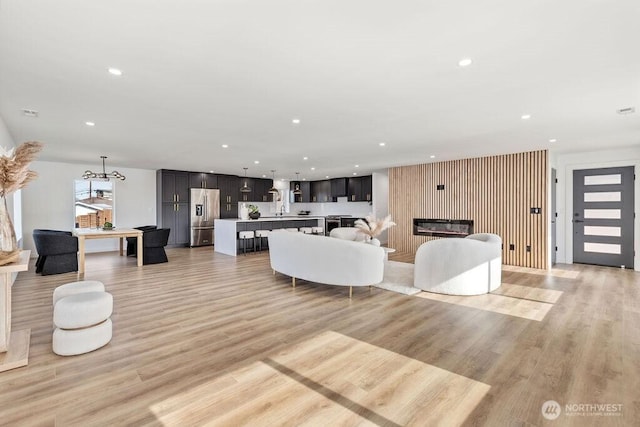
248 204 261 220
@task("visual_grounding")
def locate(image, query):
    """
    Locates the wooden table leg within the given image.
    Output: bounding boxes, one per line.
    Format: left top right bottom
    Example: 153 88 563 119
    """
119 237 124 256
78 236 85 274
0 271 30 372
1 273 9 352
137 234 143 267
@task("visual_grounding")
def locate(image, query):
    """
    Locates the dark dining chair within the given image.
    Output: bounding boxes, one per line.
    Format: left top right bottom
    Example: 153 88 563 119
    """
126 225 157 256
32 229 78 275
140 228 171 265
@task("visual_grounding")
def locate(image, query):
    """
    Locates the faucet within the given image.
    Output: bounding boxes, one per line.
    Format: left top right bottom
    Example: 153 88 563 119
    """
279 205 285 216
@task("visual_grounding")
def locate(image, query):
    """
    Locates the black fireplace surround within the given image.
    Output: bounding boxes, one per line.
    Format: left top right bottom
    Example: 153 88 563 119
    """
413 218 474 238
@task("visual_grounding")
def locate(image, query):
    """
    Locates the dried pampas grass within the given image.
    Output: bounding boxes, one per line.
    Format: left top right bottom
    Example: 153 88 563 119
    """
355 214 396 238
0 141 43 197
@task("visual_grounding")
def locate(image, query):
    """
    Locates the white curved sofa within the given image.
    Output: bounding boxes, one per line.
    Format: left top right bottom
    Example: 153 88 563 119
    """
268 231 384 297
413 233 502 295
329 227 366 242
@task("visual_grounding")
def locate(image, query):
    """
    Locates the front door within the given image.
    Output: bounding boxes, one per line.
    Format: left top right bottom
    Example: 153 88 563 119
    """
573 166 634 268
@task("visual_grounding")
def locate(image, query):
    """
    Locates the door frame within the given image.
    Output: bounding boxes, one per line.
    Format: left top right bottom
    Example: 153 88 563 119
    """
561 159 640 270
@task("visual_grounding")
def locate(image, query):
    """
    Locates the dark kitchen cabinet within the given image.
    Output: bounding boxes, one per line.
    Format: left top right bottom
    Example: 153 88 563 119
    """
348 175 373 202
330 178 348 199
290 181 311 203
189 172 217 189
348 177 362 202
159 170 189 203
361 175 372 202
239 177 254 202
217 174 240 218
253 178 274 202
311 180 331 203
157 170 190 246
161 201 189 246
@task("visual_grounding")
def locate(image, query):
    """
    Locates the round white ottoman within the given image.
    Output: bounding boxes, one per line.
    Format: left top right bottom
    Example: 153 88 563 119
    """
53 319 112 356
53 292 113 356
53 280 105 305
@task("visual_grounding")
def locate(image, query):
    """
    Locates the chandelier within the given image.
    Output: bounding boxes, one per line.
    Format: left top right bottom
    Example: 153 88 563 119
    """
82 156 126 181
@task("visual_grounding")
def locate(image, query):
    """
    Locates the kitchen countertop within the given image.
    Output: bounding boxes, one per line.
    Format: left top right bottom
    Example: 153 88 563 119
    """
215 216 326 223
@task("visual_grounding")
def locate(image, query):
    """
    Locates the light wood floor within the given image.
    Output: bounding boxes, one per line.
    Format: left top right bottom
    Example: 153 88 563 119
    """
2 248 639 426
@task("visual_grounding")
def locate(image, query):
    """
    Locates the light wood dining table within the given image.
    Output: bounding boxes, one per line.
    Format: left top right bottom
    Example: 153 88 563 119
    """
73 228 143 274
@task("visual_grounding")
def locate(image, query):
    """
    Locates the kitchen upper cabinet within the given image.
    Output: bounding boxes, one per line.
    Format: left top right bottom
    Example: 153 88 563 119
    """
189 172 217 189
239 177 254 202
217 174 240 218
290 181 311 203
253 178 274 202
159 170 189 203
330 178 348 199
311 180 331 203
348 177 362 202
348 175 373 202
361 175 372 202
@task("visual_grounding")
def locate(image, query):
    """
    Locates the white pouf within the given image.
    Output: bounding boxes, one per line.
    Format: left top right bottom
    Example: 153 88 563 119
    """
53 318 112 356
53 280 105 305
54 292 113 330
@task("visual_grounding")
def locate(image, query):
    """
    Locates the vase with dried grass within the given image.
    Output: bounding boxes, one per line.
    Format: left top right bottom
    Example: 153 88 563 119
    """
354 214 396 247
0 141 43 265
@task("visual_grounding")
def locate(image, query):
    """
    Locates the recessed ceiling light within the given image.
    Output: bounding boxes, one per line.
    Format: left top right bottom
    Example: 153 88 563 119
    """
303 156 308 160
325 175 329 179
108 68 122 76
617 107 635 115
311 167 315 170
458 58 472 67
254 160 260 164
549 138 557 143
281 178 285 182
85 121 95 126
355 165 359 168
221 144 229 148
292 118 301 124
353 172 357 176
430 155 435 159
22 108 38 117
302 178 306 181
379 142 386 146
209 170 214 173
521 114 531 120
262 174 266 178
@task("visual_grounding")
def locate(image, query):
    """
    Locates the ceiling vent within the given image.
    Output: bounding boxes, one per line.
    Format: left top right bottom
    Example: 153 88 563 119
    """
22 109 38 117
617 107 635 115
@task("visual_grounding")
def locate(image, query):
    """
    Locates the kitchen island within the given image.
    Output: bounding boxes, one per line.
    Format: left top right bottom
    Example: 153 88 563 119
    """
214 217 325 256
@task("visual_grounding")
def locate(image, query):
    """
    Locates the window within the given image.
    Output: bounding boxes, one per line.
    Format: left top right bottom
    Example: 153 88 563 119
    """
74 180 114 228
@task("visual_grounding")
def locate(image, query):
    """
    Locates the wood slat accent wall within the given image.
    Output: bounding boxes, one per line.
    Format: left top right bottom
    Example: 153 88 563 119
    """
389 150 548 269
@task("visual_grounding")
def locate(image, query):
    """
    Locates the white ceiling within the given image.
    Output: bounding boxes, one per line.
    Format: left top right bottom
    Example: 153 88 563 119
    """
1 0 639 181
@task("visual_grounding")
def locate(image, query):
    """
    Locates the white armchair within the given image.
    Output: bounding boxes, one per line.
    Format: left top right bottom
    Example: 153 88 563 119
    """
413 233 502 295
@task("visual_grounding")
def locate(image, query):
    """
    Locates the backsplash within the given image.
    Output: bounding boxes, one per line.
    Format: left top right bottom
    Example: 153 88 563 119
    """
237 198 372 218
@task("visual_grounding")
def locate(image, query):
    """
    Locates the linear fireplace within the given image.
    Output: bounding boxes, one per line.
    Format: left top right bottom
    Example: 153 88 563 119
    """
413 218 474 238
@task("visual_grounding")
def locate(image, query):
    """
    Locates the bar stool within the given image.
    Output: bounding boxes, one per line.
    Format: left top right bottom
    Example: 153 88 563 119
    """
312 226 324 235
238 231 255 255
285 228 298 232
254 230 270 251
299 227 313 234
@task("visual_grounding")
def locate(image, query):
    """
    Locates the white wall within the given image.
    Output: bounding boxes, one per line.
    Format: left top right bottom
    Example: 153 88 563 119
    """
23 160 156 254
554 147 640 270
372 170 390 244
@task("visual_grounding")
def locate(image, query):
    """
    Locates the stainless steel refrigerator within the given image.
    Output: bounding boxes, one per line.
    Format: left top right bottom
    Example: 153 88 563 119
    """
190 188 220 246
